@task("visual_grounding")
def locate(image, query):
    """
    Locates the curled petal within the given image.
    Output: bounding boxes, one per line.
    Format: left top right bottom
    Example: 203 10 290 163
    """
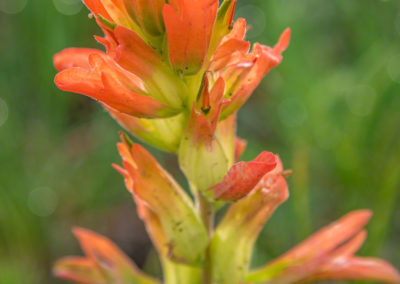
209 18 249 71
163 0 218 74
54 48 104 71
209 151 277 201
54 52 177 118
210 171 289 284
94 18 119 57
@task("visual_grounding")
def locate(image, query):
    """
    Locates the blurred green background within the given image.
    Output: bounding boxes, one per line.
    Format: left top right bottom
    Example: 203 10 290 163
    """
0 0 399 283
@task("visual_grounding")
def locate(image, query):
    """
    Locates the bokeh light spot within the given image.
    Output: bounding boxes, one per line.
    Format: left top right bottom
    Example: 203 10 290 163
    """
236 5 266 39
53 0 82 16
345 85 377 117
28 187 58 217
278 98 307 128
0 0 27 14
387 54 400 84
0 98 9 127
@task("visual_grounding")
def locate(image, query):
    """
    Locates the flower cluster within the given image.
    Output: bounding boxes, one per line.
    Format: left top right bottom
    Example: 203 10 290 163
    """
53 0 400 283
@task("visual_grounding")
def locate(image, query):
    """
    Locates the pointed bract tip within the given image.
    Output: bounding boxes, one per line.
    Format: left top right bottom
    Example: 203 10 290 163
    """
72 227 93 240
347 209 373 224
274 28 291 54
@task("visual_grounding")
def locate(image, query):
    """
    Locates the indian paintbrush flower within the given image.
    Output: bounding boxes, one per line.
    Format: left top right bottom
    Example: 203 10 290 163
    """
54 0 288 153
53 0 400 284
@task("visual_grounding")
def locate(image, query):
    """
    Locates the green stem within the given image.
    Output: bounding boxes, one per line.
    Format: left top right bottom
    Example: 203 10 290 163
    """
195 190 214 284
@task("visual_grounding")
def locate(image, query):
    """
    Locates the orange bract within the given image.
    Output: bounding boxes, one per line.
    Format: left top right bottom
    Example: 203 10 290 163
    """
247 210 400 283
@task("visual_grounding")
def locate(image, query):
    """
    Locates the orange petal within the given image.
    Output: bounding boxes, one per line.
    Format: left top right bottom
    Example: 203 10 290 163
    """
82 0 112 20
277 210 372 264
54 257 106 284
53 48 104 71
331 230 367 257
246 210 374 283
72 228 159 283
209 18 250 71
221 28 291 118
94 18 119 57
99 0 136 29
163 0 219 74
55 53 177 118
132 195 170 256
209 151 277 201
234 136 247 162
114 25 163 79
308 256 400 283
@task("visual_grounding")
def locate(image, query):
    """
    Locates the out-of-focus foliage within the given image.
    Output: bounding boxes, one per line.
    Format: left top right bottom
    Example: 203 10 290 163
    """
0 0 399 283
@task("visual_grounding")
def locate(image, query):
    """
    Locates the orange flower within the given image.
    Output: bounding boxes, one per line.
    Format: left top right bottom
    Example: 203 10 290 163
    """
246 210 400 284
54 0 289 152
218 27 291 118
